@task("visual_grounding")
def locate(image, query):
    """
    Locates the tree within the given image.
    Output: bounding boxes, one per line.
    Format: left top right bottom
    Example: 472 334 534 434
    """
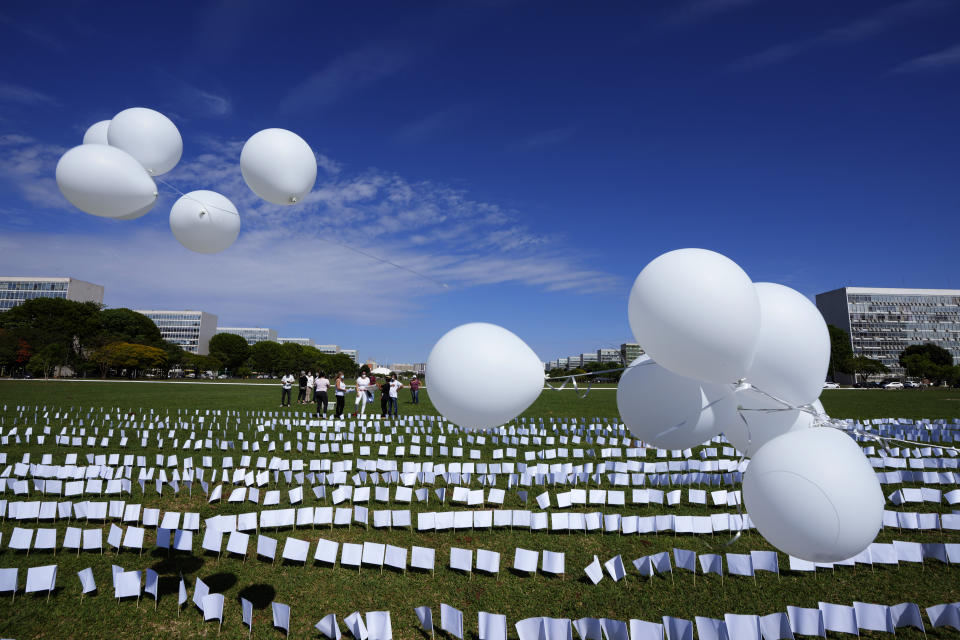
849 356 888 383
0 328 19 374
162 341 186 373
208 333 250 371
827 324 854 380
249 340 282 375
90 342 167 378
183 353 222 377
26 343 68 378
329 352 359 377
98 308 163 347
899 343 953 368
0 297 102 370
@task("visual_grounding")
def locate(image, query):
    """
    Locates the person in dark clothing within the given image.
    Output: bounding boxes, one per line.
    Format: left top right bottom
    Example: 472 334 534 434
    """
297 371 308 404
380 378 391 417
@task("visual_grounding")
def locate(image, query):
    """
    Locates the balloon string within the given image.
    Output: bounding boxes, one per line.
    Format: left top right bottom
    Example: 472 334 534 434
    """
544 360 653 398
155 177 447 288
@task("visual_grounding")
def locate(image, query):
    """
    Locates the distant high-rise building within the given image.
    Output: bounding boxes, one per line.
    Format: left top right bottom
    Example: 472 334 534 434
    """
216 327 278 345
556 357 568 370
620 343 644 365
816 287 960 376
0 276 104 312
134 310 218 355
316 344 340 354
390 363 414 372
579 352 598 367
341 349 358 363
412 363 426 375
278 337 315 347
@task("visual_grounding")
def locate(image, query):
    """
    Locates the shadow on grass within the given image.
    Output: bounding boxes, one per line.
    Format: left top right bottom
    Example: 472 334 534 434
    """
203 572 237 593
237 583 275 609
150 552 203 576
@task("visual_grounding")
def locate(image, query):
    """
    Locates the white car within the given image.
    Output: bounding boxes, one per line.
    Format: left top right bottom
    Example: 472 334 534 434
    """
822 382 840 389
883 381 904 390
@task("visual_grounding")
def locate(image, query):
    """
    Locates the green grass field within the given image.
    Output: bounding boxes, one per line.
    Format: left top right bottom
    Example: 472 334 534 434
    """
0 380 957 639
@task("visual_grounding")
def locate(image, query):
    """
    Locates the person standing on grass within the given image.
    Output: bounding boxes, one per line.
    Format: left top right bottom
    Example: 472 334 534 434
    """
354 370 370 416
409 375 420 405
307 371 315 402
280 372 295 407
334 371 346 419
315 371 330 417
380 377 391 417
297 371 308 404
388 373 403 417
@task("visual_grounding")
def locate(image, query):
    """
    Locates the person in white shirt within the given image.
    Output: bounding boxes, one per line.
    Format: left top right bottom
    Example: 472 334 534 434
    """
314 372 330 416
334 372 346 419
354 372 370 416
388 373 403 417
280 372 295 407
306 372 315 402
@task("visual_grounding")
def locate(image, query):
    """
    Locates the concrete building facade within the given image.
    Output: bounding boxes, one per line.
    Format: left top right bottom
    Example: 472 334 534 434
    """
816 286 960 376
134 310 218 355
0 276 104 312
216 327 278 345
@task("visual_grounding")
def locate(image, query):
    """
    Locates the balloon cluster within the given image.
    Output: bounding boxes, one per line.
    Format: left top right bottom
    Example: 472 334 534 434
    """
619 248 884 562
55 108 318 253
425 249 884 563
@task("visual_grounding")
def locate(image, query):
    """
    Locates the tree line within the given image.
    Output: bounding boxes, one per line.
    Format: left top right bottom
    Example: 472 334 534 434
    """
0 298 358 379
828 325 960 386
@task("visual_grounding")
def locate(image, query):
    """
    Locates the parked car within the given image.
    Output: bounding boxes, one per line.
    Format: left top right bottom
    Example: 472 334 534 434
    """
883 381 904 390
822 382 840 389
904 380 920 388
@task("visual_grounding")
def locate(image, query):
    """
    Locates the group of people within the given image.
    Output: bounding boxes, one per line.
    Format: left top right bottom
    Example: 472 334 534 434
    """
280 370 416 419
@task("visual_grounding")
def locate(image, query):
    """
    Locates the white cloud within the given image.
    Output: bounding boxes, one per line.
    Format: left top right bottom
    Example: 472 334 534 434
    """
728 0 947 71
891 43 960 74
278 44 414 115
0 134 69 210
662 0 759 26
512 127 577 152
0 136 619 325
0 83 60 107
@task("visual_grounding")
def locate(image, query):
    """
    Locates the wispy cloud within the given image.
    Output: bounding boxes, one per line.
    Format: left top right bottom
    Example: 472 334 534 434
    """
511 127 577 152
891 43 960 74
0 11 65 51
394 108 470 144
278 44 414 115
728 0 946 71
662 0 759 27
0 83 60 108
0 136 618 325
0 134 69 210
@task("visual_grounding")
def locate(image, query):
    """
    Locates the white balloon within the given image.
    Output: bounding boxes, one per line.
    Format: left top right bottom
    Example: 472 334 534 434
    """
746 283 830 407
114 200 155 221
724 387 814 457
107 107 182 175
617 356 733 449
426 323 543 431
55 144 158 218
810 398 828 420
628 249 760 385
240 128 316 205
169 190 241 254
743 427 884 563
82 120 111 145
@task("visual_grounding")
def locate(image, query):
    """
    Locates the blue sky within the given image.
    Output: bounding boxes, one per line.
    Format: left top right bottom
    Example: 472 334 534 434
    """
1 0 958 365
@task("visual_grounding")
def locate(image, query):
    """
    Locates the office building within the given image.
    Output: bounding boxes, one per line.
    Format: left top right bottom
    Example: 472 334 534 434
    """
816 287 960 375
412 363 426 375
620 342 644 364
279 337 315 347
316 344 340 354
341 349 358 363
134 310 218 355
0 276 104 312
597 348 621 365
216 327 278 345
390 363 415 372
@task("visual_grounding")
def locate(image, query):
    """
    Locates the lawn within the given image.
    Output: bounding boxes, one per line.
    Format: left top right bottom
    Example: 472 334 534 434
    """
0 380 957 639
